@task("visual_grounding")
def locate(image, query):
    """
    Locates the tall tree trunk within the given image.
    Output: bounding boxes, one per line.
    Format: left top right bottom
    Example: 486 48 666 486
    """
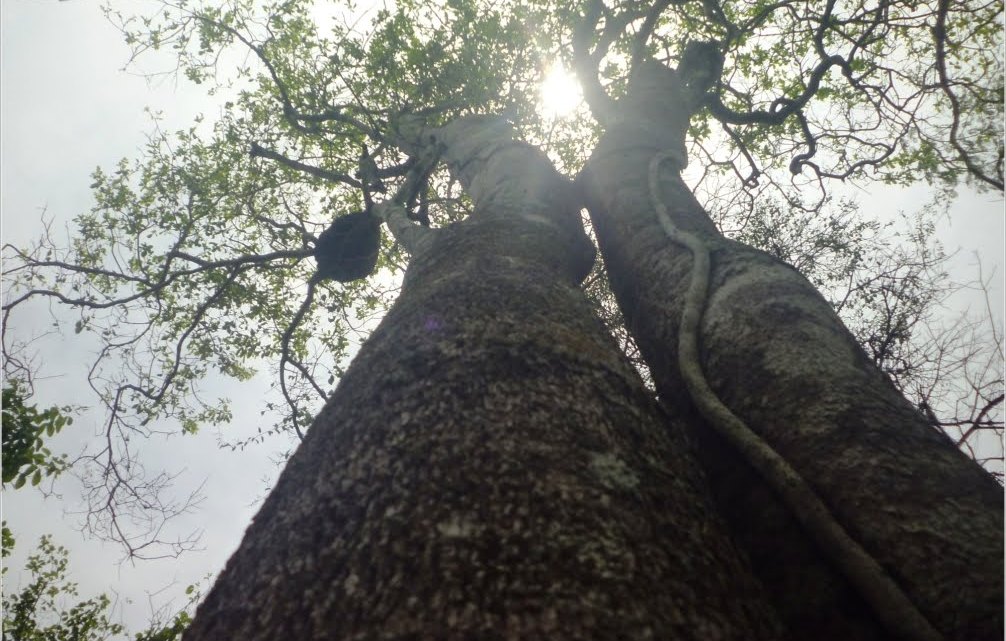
578 61 1004 641
184 117 782 640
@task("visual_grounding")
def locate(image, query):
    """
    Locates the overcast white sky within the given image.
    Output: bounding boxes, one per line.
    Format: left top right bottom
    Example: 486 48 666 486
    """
1 0 291 631
1 0 1002 635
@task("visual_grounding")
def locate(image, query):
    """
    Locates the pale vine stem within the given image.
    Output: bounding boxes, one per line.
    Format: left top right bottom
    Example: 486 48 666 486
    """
648 151 943 641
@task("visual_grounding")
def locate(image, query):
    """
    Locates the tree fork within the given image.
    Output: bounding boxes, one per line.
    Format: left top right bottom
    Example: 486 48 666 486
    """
183 116 783 640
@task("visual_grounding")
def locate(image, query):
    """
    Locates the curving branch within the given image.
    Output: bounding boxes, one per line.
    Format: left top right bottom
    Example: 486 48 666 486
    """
77 266 244 559
250 142 361 187
277 281 321 441
932 0 1004 191
629 0 679 71
191 12 375 139
2 212 319 558
571 0 622 125
955 393 1004 447
720 122 762 186
705 54 851 126
250 142 418 196
3 246 310 313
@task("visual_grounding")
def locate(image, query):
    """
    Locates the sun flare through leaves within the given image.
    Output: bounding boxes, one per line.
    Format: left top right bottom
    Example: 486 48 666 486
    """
539 64 583 120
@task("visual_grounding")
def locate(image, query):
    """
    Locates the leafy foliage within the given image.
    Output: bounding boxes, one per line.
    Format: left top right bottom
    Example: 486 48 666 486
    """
0 382 196 640
1 380 74 584
2 381 72 490
568 0 1002 217
2 536 125 641
2 522 15 573
1 536 196 641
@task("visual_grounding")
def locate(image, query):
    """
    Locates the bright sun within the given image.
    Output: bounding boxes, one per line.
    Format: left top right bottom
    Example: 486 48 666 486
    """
539 64 583 119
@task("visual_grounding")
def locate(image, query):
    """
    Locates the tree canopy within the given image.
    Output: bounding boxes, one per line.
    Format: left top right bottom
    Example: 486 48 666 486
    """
2 0 1001 558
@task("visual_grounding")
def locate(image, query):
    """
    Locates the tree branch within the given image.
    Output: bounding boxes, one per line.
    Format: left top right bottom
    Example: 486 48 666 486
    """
932 0 1004 190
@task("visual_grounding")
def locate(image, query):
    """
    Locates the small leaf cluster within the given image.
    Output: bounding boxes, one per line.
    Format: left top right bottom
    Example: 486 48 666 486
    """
2 381 72 490
1 534 197 641
2 536 124 641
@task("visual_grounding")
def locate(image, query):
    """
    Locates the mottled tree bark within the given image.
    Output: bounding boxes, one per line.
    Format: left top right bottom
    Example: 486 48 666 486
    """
184 117 783 640
579 62 1004 641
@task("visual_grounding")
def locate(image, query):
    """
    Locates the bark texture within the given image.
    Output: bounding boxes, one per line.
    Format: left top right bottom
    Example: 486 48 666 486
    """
579 61 1004 641
184 118 783 640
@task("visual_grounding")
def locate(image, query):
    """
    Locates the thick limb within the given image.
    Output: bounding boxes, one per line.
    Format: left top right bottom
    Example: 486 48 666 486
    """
373 146 440 256
373 200 434 256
